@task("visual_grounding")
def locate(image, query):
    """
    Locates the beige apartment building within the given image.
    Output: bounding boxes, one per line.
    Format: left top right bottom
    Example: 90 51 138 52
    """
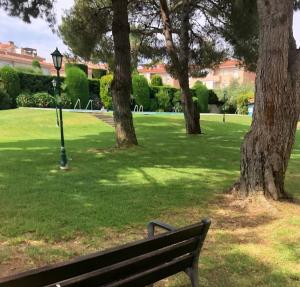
0 41 106 78
138 59 256 89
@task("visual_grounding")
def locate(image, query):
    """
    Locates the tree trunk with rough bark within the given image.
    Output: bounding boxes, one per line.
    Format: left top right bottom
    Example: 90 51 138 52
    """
239 0 300 200
159 0 201 134
111 0 138 147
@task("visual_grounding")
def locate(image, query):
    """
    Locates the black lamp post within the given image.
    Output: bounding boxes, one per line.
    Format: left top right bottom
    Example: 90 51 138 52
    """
223 90 227 123
51 48 68 170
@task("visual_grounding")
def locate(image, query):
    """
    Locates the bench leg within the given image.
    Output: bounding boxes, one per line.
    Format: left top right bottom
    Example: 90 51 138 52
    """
186 267 199 287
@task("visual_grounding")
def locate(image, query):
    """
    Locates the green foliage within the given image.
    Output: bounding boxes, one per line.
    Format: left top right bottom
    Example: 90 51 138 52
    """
0 0 54 23
215 80 255 114
149 98 158 111
65 63 88 76
237 92 254 115
208 90 220 105
0 87 11 109
16 92 72 109
155 89 171 111
15 66 43 75
88 79 100 98
92 69 107 79
0 66 20 106
17 72 56 94
150 74 163 86
173 90 183 112
33 93 55 108
59 94 73 109
193 81 209 113
32 59 41 69
65 67 89 106
16 93 35 107
100 74 113 109
132 74 150 110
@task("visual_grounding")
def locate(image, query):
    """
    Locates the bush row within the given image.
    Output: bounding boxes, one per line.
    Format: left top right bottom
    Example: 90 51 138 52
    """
17 92 72 109
99 74 220 112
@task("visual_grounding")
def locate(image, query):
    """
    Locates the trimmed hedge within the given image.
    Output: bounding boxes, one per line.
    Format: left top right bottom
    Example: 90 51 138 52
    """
33 92 55 108
155 89 171 111
18 72 56 95
65 67 89 106
132 74 150 110
100 74 113 109
193 81 209 113
65 63 88 76
0 88 11 109
0 66 20 107
16 92 73 109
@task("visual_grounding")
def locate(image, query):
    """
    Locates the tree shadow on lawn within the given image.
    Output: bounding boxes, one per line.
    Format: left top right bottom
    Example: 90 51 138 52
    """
0 118 299 281
0 118 299 240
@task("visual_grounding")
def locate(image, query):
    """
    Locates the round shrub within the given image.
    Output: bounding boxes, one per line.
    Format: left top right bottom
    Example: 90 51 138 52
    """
0 66 20 106
155 88 171 111
100 74 113 109
193 81 209 113
33 92 55 108
65 63 88 76
32 59 41 69
151 74 163 86
0 88 11 110
65 67 89 107
16 93 35 107
132 74 150 111
237 91 254 114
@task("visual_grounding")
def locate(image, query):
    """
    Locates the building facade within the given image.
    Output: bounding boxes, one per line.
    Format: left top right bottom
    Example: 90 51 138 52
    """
0 41 107 78
0 41 53 74
138 59 256 90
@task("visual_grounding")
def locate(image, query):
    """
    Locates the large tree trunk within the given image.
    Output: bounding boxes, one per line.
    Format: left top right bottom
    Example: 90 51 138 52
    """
159 0 201 134
239 0 300 200
111 0 138 147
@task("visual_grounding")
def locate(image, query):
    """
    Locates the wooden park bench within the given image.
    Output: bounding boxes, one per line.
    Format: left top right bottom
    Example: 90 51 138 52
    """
0 219 211 287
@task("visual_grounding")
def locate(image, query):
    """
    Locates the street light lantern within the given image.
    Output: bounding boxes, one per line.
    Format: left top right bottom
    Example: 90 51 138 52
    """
51 48 63 71
51 48 68 170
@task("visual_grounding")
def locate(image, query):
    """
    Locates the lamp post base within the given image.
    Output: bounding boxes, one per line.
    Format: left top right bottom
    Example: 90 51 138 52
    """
60 147 68 170
60 165 69 170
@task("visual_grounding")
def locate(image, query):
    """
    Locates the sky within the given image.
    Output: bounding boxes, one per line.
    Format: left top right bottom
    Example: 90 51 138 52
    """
0 1 299 63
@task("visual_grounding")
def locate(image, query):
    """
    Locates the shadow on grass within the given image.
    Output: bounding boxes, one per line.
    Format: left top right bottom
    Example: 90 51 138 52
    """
0 116 299 242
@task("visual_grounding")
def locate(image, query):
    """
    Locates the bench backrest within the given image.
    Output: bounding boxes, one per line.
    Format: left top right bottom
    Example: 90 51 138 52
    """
0 219 210 287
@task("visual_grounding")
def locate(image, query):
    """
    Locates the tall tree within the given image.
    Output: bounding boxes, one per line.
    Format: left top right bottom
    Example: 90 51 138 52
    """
158 0 225 134
238 0 300 200
111 0 138 147
159 0 200 134
60 0 137 147
0 0 55 24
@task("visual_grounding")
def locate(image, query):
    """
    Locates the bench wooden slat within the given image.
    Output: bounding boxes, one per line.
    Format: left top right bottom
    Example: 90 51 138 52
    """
0 222 204 287
45 237 198 287
0 220 210 287
103 254 194 287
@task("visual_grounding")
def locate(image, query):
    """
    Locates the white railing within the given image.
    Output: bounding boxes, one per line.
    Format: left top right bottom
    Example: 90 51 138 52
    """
133 105 144 113
73 99 81 110
85 100 93 110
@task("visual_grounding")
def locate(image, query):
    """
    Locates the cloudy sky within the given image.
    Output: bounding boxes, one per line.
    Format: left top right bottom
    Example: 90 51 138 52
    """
0 1 300 62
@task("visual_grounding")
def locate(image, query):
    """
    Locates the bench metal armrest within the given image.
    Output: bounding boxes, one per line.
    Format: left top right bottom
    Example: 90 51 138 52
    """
147 220 177 238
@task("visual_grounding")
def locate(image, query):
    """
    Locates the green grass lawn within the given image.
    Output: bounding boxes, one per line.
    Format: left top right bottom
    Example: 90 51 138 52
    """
0 108 299 286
